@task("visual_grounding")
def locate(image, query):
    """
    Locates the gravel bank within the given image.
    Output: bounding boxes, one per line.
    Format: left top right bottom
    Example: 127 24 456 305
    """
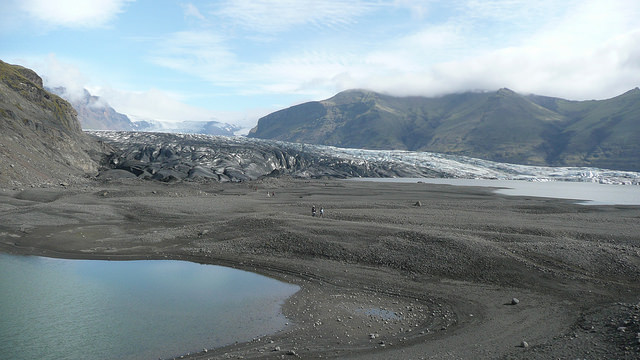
1 178 639 359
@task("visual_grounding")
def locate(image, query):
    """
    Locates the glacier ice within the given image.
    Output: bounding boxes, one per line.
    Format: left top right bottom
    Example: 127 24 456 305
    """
89 131 640 185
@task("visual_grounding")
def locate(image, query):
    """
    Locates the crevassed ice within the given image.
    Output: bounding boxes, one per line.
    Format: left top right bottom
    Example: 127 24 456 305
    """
89 131 640 185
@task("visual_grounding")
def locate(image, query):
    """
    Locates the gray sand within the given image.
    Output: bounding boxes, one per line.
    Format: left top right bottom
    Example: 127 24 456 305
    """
1 178 639 359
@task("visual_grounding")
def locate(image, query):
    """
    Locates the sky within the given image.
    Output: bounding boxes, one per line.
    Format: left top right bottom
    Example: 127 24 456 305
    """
1 0 639 133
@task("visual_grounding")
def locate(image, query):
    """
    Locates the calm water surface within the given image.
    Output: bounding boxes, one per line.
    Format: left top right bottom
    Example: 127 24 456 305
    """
351 178 640 205
0 254 299 360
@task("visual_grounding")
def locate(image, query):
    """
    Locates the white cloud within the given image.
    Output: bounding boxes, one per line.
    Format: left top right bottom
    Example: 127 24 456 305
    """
148 31 236 81
213 0 377 32
93 87 218 123
393 0 429 19
14 55 256 130
182 3 205 21
93 86 264 133
232 0 640 101
19 0 133 28
12 0 640 135
23 54 91 102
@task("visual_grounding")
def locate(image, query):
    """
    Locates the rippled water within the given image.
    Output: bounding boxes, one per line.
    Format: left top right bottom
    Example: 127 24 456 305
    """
0 254 299 360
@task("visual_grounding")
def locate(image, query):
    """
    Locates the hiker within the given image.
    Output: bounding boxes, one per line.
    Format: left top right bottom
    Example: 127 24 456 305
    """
319 207 324 217
312 205 316 217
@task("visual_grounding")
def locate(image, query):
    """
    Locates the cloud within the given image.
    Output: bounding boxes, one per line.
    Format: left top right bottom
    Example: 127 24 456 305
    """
92 86 264 133
93 87 218 123
19 0 133 28
24 54 91 102
393 0 429 19
212 0 377 32
228 0 640 101
148 31 236 81
182 3 205 21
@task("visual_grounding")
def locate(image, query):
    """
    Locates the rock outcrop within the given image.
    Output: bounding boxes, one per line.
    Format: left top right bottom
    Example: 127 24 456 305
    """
0 60 103 187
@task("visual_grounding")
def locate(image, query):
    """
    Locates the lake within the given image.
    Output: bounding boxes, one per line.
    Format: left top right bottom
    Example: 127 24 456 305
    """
0 254 299 360
350 178 640 205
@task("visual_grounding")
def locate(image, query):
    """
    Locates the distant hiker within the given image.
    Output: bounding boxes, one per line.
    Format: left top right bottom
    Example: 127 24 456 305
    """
319 207 324 217
312 205 317 217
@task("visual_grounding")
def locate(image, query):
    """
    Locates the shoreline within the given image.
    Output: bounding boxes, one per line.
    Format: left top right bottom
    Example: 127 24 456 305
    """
1 178 639 358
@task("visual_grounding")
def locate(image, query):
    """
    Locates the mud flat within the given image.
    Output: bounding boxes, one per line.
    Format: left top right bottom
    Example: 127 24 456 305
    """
1 178 639 359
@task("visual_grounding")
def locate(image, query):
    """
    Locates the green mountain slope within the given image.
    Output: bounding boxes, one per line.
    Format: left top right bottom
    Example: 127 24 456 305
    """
249 88 640 171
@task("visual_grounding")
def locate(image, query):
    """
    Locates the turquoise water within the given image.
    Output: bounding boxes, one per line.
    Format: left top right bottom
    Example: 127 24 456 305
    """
0 254 299 360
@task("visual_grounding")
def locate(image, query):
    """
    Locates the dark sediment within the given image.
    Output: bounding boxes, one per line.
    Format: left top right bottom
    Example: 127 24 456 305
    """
0 178 638 359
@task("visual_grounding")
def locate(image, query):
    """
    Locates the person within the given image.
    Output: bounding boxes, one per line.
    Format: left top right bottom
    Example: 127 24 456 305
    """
312 205 316 217
319 207 324 217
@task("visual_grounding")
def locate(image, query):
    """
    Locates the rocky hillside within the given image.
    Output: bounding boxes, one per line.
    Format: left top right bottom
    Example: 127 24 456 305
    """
48 87 136 131
249 88 640 171
0 60 104 187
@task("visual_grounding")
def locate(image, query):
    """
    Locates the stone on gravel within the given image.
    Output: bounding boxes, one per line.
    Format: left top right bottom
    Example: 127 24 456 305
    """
511 298 520 305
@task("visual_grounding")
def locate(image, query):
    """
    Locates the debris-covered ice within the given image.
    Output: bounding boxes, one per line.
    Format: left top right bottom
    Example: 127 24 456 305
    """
89 131 640 185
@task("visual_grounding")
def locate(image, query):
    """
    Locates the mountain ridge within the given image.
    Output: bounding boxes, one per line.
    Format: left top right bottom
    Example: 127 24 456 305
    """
0 60 103 186
248 88 640 171
49 87 240 136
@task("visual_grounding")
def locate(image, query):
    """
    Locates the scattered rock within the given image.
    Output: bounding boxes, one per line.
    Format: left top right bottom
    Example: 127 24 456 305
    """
511 298 520 305
520 340 529 348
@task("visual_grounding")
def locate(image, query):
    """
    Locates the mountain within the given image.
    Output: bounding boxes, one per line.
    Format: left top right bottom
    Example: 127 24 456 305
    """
248 88 640 171
48 87 136 131
526 88 640 171
50 87 240 136
129 117 241 136
0 60 103 187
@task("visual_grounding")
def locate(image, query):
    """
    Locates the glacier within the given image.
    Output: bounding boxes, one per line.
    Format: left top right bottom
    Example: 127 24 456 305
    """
89 131 640 185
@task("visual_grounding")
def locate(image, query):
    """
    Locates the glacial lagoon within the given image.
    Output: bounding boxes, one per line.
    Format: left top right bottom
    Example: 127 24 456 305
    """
0 254 299 360
351 178 640 205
